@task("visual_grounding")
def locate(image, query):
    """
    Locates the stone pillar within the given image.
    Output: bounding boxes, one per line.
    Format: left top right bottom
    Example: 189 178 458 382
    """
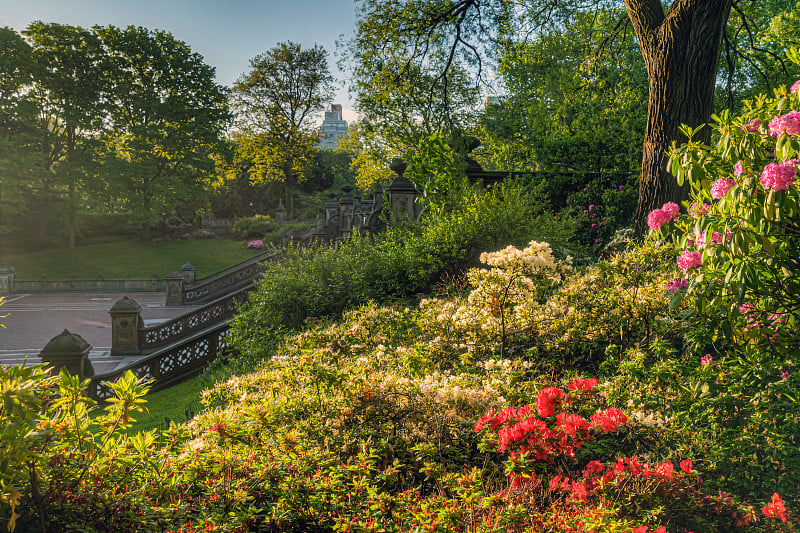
275 200 287 223
180 262 196 286
0 265 15 295
386 161 420 222
165 271 184 306
109 296 142 355
39 329 94 379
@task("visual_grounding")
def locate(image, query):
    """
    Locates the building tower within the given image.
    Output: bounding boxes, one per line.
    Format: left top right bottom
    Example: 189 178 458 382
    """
318 104 349 149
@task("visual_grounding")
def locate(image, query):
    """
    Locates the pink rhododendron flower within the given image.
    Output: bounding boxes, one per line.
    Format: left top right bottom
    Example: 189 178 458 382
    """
667 278 687 292
701 354 713 366
792 80 800 95
680 458 693 473
694 228 722 249
760 161 798 191
746 118 761 132
768 110 800 136
647 209 669 230
711 177 735 199
535 387 565 418
677 250 702 273
734 161 745 177
646 201 681 230
689 202 710 218
662 201 680 219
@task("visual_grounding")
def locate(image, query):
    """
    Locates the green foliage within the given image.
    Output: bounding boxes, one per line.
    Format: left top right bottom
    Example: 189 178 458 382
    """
231 214 279 240
622 47 800 503
230 180 575 361
1 367 151 532
95 25 230 240
479 8 648 173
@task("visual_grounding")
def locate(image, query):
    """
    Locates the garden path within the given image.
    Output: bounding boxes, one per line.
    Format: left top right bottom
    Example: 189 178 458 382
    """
0 292 197 374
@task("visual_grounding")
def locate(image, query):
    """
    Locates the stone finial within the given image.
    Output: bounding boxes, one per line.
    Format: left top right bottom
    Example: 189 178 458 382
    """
40 329 94 379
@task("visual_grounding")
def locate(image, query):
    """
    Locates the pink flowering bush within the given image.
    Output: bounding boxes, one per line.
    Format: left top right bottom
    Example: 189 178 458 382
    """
664 47 800 354
760 161 799 191
768 110 800 136
710 177 735 199
646 202 680 230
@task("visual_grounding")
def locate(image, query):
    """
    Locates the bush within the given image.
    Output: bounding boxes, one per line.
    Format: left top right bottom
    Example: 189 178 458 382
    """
229 181 577 364
232 214 279 240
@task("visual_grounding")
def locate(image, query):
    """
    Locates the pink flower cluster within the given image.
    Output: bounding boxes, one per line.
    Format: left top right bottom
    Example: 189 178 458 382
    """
646 202 680 230
666 278 687 292
677 250 702 274
694 228 722 249
793 80 800 95
689 202 710 219
734 161 745 177
710 177 735 199
768 110 800 136
738 303 787 341
760 160 798 191
742 119 760 132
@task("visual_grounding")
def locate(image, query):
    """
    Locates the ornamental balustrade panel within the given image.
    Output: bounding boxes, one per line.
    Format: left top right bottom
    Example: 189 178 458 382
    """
139 288 248 351
183 251 276 304
89 323 231 401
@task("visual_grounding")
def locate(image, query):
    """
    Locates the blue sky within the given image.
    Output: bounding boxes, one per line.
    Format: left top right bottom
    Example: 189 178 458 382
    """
0 0 358 119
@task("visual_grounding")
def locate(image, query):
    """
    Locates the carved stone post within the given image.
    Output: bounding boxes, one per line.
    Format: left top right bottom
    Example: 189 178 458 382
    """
0 265 15 295
386 161 421 222
165 271 184 306
39 329 95 379
180 262 196 286
109 296 142 355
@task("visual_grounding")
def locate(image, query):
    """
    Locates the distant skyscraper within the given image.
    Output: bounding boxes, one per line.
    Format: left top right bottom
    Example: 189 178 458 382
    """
318 104 348 149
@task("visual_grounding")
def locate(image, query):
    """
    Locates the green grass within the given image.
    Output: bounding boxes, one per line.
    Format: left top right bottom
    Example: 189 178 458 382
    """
124 376 208 435
1 238 263 279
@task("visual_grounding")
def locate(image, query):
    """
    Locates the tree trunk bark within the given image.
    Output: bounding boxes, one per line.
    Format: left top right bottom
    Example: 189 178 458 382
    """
624 0 732 236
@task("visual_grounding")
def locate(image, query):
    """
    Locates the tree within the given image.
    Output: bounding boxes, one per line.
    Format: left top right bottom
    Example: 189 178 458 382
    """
479 7 648 173
96 25 230 240
344 6 481 190
23 22 109 248
230 41 334 212
0 27 38 229
351 0 794 234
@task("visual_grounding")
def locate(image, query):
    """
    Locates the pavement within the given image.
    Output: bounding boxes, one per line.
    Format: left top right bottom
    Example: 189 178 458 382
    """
0 292 198 373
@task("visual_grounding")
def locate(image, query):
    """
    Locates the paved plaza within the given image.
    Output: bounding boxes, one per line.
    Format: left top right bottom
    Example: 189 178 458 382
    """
0 292 197 372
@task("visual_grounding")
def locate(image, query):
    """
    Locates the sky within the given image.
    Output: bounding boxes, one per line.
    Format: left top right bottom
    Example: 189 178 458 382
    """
0 0 359 121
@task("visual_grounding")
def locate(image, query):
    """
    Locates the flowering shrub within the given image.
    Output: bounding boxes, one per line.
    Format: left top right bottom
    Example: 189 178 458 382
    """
246 239 263 249
661 49 800 354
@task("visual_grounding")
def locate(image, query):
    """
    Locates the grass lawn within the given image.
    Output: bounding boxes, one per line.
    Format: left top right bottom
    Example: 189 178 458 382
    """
1 238 263 279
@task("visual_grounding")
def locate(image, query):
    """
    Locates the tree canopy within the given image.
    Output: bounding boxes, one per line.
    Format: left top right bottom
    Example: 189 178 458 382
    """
350 0 799 233
226 42 335 211
0 23 230 243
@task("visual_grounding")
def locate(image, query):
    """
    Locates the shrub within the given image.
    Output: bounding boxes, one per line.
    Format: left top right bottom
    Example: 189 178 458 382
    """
230 181 576 367
232 214 279 240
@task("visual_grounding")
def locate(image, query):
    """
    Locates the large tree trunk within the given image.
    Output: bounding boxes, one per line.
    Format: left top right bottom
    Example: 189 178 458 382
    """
624 0 732 235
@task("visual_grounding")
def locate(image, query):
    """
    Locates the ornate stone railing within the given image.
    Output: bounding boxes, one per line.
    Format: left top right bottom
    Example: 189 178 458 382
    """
139 287 250 351
181 250 277 304
88 322 231 401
